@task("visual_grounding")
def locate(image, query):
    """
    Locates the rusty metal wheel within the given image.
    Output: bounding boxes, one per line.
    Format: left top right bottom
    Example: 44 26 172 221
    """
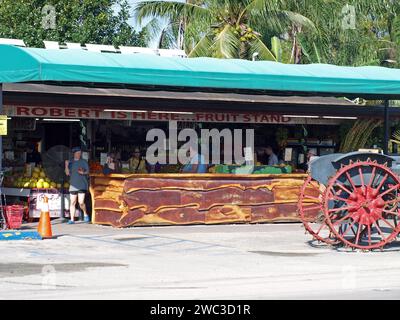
323 160 400 250
298 175 338 244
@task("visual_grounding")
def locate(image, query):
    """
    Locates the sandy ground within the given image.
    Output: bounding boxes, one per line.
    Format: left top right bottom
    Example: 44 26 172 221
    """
0 220 400 300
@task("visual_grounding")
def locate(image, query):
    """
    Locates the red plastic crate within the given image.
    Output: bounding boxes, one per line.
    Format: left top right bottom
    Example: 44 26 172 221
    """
4 205 24 229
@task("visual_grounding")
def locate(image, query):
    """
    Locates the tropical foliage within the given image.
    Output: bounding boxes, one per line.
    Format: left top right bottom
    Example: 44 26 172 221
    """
289 0 400 66
135 0 400 66
134 0 315 60
339 119 383 152
391 129 400 150
0 0 146 48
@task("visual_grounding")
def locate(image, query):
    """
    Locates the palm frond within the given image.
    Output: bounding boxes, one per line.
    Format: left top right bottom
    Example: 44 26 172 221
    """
245 0 284 15
340 119 382 152
270 36 282 62
393 15 400 46
182 17 210 52
281 11 316 31
297 35 324 64
188 32 214 57
211 24 240 59
312 41 322 64
353 0 390 16
134 1 211 25
246 0 286 34
248 35 277 61
140 17 180 49
140 17 166 45
158 25 178 49
393 129 400 142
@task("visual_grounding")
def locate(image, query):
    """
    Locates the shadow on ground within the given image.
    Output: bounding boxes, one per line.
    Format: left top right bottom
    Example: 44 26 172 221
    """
0 262 127 278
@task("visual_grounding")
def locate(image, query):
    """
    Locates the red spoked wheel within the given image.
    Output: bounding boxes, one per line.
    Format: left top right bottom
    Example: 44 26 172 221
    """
298 175 338 245
324 160 400 250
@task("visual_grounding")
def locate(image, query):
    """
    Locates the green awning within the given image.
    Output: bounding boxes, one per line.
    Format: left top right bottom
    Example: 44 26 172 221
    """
1 44 400 98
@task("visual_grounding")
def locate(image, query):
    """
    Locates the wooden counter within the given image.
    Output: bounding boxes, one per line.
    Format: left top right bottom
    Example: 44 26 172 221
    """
89 173 309 228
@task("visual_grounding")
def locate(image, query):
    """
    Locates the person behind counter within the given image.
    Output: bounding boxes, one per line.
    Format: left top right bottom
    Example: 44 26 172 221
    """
26 143 42 165
103 153 121 174
181 144 208 173
298 150 317 173
129 147 148 174
256 147 268 165
265 146 279 166
65 147 90 224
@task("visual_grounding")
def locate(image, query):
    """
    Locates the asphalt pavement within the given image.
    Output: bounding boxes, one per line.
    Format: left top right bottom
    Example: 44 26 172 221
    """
0 220 400 299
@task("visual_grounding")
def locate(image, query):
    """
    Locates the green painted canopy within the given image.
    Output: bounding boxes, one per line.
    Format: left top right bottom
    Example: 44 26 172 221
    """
1 44 400 98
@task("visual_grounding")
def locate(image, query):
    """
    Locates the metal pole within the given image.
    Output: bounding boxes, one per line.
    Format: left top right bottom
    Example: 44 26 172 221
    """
384 100 390 155
60 174 65 222
0 84 3 172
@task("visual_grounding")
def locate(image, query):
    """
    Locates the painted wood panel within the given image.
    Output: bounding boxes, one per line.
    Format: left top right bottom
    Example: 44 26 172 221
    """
90 173 315 228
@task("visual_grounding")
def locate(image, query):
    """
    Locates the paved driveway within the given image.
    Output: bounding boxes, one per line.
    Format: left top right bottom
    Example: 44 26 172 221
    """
0 221 400 299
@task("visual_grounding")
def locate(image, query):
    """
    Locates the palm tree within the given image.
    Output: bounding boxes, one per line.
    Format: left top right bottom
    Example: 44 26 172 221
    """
288 0 400 66
134 0 314 61
135 0 400 66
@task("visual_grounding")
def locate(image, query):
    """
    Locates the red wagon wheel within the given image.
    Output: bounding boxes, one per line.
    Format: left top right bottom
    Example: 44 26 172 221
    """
324 160 400 250
298 175 338 245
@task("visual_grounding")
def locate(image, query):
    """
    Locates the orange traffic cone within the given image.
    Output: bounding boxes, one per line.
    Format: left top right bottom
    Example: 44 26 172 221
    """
37 196 53 238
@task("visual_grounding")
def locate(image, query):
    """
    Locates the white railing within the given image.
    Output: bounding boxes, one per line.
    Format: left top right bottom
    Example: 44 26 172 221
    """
0 38 26 47
1 37 188 57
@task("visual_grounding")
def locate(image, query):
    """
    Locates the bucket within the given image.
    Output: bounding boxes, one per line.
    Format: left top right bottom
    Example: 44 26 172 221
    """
4 205 24 229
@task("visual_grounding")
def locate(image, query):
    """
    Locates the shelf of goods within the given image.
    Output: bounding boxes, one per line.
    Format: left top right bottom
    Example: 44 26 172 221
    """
3 166 70 218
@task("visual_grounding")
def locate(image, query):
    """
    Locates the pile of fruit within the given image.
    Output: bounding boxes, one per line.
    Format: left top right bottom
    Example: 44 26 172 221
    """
12 167 69 190
89 161 102 173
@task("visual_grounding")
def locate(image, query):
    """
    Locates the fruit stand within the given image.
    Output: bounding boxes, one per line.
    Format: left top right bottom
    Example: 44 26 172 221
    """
1 44 400 231
3 165 71 218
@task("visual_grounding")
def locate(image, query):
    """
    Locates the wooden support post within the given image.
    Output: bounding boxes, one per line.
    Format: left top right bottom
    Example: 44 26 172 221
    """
384 100 390 155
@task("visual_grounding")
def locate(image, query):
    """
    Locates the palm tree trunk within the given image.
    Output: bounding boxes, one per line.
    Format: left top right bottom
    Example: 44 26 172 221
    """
292 26 302 64
177 20 183 49
290 30 296 63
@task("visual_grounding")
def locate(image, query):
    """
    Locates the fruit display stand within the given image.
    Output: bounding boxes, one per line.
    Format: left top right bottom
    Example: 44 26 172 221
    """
4 166 72 219
2 187 71 219
28 188 71 218
7 165 70 190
